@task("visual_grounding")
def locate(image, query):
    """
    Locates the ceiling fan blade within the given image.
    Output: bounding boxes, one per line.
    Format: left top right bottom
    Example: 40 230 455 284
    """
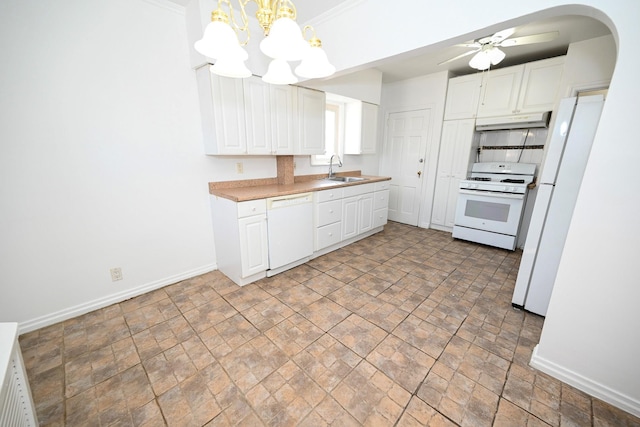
499 31 559 47
490 28 516 43
454 43 481 48
438 49 478 66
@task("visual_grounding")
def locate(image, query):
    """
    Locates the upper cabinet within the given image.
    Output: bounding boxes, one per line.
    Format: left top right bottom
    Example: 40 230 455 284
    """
196 68 247 155
344 101 379 154
477 56 565 117
269 84 296 155
296 87 326 155
444 74 483 120
196 67 325 156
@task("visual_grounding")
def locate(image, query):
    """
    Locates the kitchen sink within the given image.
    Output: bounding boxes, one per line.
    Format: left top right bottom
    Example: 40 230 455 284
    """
325 176 367 183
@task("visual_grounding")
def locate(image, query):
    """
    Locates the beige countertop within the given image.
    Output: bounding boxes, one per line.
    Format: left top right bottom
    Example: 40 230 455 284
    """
209 173 391 202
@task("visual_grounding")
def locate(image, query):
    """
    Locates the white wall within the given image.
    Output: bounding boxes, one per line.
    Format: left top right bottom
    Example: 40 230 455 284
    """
0 0 218 330
313 0 639 416
380 72 449 229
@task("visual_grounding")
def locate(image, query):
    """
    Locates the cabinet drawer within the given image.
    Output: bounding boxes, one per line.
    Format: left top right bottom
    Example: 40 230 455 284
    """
373 207 388 228
374 181 390 191
316 188 343 203
316 222 342 250
237 199 266 218
343 182 374 197
317 200 342 227
373 189 389 210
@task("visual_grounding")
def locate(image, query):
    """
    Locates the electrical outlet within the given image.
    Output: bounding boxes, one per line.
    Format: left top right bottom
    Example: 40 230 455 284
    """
236 162 244 174
110 267 123 282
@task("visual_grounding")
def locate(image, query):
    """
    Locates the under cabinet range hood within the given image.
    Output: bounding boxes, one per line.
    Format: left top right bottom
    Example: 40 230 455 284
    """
475 111 551 131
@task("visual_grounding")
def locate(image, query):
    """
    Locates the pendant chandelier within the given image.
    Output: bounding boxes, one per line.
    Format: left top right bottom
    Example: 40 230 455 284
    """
194 0 336 85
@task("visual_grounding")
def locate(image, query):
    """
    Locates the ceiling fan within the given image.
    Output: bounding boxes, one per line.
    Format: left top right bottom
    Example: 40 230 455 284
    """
440 28 559 71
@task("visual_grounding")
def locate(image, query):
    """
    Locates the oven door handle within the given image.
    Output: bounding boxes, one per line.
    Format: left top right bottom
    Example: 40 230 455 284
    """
458 189 524 200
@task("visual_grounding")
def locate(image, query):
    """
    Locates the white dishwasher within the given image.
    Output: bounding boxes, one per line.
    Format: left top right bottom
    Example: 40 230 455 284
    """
266 192 314 275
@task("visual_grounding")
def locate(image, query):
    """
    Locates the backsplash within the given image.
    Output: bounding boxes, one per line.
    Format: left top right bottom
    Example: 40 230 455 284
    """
476 128 549 167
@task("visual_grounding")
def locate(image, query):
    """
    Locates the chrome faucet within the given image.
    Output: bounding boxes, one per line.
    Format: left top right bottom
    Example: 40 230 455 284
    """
328 154 342 178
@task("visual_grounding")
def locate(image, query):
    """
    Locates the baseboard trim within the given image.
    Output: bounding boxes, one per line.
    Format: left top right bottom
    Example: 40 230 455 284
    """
18 264 217 335
530 345 640 417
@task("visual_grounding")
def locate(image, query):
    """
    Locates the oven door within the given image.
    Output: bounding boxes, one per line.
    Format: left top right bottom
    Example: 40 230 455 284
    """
454 189 525 236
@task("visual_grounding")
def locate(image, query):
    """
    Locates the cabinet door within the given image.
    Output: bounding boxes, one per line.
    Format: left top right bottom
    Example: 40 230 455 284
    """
296 87 326 155
431 119 475 227
477 65 524 117
342 196 359 240
516 56 565 114
210 74 247 154
360 102 379 154
358 193 374 234
238 215 268 277
243 76 272 155
444 74 482 120
270 84 296 154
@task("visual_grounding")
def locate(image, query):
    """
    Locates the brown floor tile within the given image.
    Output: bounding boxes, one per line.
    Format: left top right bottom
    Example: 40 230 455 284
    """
393 314 453 359
264 313 324 357
23 223 640 427
366 334 434 393
293 334 361 392
298 297 351 332
329 314 388 358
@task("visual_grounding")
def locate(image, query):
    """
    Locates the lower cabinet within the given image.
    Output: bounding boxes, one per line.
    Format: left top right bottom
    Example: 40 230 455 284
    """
211 181 391 286
210 196 269 286
314 181 390 253
432 119 477 230
373 181 390 227
342 189 374 240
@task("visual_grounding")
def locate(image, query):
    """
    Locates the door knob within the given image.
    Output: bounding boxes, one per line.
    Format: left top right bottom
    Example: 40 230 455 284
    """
417 171 422 177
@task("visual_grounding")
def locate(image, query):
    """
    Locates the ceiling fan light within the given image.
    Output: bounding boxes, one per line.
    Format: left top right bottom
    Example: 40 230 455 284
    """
262 59 298 85
469 51 491 70
488 47 506 65
260 17 308 61
295 45 336 79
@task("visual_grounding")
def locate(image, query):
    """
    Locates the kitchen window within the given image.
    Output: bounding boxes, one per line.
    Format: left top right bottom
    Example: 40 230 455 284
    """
311 93 355 165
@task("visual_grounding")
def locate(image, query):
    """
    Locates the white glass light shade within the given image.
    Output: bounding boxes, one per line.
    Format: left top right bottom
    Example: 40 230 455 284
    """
259 18 308 61
469 51 491 70
210 58 251 78
262 59 298 85
194 20 247 61
488 47 506 65
295 46 336 79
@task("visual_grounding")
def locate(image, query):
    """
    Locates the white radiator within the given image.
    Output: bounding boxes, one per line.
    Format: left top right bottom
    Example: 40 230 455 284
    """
0 323 38 426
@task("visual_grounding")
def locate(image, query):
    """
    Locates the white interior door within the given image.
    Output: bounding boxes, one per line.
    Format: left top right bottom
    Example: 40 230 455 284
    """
381 109 431 226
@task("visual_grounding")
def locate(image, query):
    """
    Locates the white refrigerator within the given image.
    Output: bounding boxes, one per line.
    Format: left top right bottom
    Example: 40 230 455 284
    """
512 94 605 316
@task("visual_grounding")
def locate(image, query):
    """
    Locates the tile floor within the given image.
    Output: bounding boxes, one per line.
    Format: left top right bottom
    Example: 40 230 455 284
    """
20 222 640 426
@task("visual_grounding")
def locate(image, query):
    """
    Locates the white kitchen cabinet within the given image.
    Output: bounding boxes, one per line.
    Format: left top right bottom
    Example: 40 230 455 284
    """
243 77 298 155
477 65 524 118
431 119 477 230
477 56 565 117
444 73 483 120
516 56 565 113
196 67 247 155
243 76 272 155
373 181 390 228
296 87 326 155
344 101 379 154
342 183 374 240
210 197 268 286
270 84 296 154
314 188 344 250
